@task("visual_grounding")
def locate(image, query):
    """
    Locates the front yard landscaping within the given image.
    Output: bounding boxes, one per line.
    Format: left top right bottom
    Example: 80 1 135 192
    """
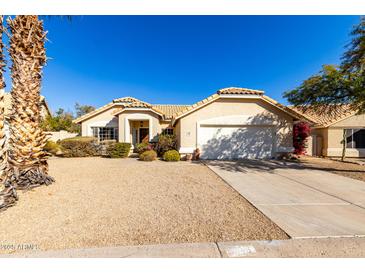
0 157 287 254
299 156 365 183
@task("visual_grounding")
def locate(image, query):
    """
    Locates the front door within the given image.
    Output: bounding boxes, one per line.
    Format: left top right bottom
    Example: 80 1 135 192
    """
139 128 149 143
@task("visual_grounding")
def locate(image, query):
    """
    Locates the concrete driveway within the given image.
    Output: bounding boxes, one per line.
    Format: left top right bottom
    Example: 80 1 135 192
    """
206 160 365 238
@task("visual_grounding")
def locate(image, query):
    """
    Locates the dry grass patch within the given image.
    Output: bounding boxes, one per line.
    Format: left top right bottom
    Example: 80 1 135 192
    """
299 156 365 183
0 157 287 254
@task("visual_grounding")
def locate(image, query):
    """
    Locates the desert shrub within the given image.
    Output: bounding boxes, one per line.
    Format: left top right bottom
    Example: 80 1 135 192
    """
99 139 117 156
163 150 180 161
139 150 157 161
155 134 177 156
293 122 311 155
106 142 131 158
99 139 116 146
136 142 154 154
59 136 100 157
44 140 63 156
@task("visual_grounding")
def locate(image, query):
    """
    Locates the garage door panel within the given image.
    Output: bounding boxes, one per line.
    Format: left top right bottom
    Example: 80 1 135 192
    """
199 126 274 159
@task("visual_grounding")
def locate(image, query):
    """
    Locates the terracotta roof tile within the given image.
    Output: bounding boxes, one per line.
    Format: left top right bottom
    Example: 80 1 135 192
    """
172 94 220 123
113 97 151 108
290 104 356 127
152 104 190 119
217 87 264 95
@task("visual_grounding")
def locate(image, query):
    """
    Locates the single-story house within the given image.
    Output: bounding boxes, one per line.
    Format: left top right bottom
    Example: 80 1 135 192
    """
292 105 365 158
74 87 309 159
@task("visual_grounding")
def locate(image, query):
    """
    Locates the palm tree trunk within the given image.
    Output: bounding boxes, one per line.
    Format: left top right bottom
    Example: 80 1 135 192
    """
341 129 347 161
5 15 54 190
0 15 6 182
0 15 18 210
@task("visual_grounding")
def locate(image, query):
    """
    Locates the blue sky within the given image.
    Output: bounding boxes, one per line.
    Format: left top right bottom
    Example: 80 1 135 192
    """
3 16 360 113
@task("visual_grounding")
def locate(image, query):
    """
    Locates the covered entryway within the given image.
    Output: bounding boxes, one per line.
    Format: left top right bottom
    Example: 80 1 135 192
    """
198 125 275 159
129 120 150 146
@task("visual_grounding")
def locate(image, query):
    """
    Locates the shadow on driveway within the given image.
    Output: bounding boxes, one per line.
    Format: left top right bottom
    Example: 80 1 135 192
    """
197 159 364 174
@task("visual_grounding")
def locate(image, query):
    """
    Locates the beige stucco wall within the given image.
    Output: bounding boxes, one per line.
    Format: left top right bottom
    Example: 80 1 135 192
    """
81 106 121 137
331 113 365 128
174 121 181 148
176 98 294 153
323 127 365 157
314 114 365 157
160 121 171 131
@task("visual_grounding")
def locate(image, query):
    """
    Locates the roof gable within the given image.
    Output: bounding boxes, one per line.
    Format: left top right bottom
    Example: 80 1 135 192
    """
73 87 314 124
171 88 311 124
217 87 264 95
73 97 186 123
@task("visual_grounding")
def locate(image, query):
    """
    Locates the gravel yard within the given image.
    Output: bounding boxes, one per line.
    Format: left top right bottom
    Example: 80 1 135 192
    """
0 157 287 254
299 156 365 182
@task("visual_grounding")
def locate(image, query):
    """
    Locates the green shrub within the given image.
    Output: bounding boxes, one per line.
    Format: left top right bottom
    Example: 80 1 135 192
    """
155 134 177 156
163 150 180 161
59 136 100 157
106 142 131 158
139 150 157 161
99 139 117 156
136 142 148 154
44 140 62 156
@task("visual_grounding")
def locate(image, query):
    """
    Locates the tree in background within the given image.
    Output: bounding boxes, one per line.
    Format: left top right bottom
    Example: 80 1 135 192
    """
75 103 95 118
41 108 79 133
41 103 95 134
342 16 365 73
284 17 365 161
293 122 311 155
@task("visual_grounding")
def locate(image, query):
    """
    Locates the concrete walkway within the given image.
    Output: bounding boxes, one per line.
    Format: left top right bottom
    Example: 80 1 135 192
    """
2 237 365 257
206 160 365 238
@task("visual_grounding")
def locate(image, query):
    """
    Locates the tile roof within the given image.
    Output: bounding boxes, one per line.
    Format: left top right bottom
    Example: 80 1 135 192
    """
172 94 220 123
73 87 317 125
290 104 357 127
152 104 191 119
261 95 314 122
217 87 264 95
171 88 311 124
113 96 152 108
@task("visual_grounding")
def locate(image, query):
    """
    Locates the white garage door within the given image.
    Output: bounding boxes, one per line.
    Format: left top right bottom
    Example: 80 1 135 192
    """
198 125 274 159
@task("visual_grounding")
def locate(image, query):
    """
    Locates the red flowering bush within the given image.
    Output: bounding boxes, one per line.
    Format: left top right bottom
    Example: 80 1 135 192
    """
293 122 311 155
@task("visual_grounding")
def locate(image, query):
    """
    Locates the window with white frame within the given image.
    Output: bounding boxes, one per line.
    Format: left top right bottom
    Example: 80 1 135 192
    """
345 129 365 149
162 128 174 135
92 127 118 141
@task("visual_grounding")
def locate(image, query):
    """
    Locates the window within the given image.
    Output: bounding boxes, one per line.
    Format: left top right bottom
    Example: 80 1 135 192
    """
91 127 118 141
345 129 365 149
162 128 174 135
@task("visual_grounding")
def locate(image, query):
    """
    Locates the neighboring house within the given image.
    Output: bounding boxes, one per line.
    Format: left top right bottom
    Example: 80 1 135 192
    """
74 87 308 159
2 91 51 137
3 92 51 118
292 105 365 158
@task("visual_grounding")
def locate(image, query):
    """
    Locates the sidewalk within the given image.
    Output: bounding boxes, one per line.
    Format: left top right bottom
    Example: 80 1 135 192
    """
2 237 365 258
